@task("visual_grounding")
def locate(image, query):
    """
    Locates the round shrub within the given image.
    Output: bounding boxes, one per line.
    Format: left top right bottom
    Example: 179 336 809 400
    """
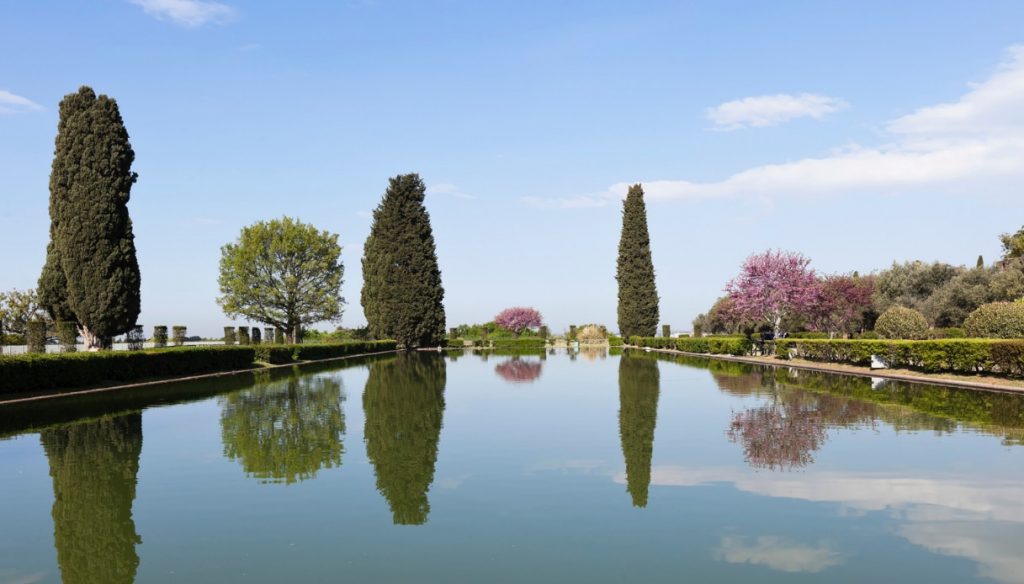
875 306 929 340
964 302 1024 338
577 325 607 342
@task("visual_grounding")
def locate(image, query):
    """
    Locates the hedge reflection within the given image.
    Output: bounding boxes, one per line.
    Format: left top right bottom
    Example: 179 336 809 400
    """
41 412 143 584
220 371 345 484
363 353 447 525
618 355 660 507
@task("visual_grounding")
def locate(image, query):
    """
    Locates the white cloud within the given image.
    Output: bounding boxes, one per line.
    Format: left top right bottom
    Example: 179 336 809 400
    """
707 93 847 130
534 45 1024 209
0 90 43 115
129 0 235 27
715 535 844 573
427 183 475 200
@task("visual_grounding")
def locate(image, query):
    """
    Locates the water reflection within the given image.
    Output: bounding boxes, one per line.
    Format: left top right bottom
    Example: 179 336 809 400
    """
220 370 345 484
41 412 143 584
363 353 447 525
494 357 543 383
617 354 660 507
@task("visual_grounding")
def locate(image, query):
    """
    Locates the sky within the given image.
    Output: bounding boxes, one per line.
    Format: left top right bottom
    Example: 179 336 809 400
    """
2 0 1023 337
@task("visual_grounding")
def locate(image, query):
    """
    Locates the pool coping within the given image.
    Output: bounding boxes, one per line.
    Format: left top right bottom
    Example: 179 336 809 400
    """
627 346 1024 395
0 349 401 407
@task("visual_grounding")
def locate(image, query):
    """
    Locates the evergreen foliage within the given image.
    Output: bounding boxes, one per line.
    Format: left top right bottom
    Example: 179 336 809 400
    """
172 326 186 346
39 86 141 348
223 327 236 345
618 354 660 507
363 353 446 524
616 184 659 338
27 320 47 353
153 326 168 348
57 321 78 352
361 174 446 348
41 413 142 584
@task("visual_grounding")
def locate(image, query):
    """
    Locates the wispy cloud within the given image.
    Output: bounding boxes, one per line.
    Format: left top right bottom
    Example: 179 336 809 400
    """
427 183 475 200
715 536 844 573
0 90 44 115
129 0 235 27
707 93 847 130
533 45 1024 209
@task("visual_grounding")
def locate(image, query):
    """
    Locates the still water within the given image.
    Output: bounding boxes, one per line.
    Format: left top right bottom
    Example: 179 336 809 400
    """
2 349 1023 583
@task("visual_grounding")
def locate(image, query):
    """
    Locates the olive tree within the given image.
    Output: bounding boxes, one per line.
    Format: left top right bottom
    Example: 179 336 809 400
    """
218 217 343 343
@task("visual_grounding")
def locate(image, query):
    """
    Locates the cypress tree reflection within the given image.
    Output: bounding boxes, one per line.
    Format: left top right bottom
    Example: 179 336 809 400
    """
618 354 660 507
363 353 447 525
220 371 345 484
41 412 143 584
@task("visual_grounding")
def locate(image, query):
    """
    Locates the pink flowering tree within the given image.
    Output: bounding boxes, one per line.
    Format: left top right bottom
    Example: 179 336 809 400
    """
494 307 543 336
725 250 819 338
810 274 876 338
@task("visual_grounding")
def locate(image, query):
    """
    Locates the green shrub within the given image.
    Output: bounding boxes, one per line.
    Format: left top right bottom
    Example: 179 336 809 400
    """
775 338 1024 377
492 338 545 350
787 331 829 339
223 326 237 345
931 327 966 339
964 302 1024 338
26 320 46 354
57 321 78 352
857 331 880 339
172 325 187 346
153 325 168 348
629 336 753 356
0 346 256 394
876 306 930 340
608 335 624 347
238 326 250 345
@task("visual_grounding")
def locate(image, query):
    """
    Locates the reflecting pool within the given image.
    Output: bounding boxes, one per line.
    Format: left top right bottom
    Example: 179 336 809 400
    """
2 350 1024 583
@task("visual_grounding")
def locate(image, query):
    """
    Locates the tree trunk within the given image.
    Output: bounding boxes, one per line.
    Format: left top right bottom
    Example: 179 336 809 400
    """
79 326 109 351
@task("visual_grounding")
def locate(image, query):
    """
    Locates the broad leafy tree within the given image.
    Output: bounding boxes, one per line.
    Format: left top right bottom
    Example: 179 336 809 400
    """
810 274 875 337
39 86 141 349
0 288 50 335
361 174 446 348
220 371 345 484
726 250 818 338
616 184 659 338
218 216 343 343
873 260 959 315
618 354 660 507
493 307 543 335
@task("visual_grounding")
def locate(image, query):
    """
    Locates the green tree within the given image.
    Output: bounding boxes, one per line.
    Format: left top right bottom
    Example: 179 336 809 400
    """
41 412 143 584
616 184 659 338
873 260 959 314
220 371 345 484
38 86 141 349
921 267 994 327
618 354 660 507
363 353 446 525
218 216 344 343
0 288 50 335
361 174 446 348
1000 226 1024 263
977 255 985 268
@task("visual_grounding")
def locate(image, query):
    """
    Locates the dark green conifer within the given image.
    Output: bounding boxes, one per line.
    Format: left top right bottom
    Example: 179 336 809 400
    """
363 353 446 525
977 255 985 268
361 174 446 348
616 184 659 338
41 413 143 584
38 86 141 349
618 354 660 507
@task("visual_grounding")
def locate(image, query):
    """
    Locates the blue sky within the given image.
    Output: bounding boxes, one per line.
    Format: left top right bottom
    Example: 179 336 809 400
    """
2 1 1023 336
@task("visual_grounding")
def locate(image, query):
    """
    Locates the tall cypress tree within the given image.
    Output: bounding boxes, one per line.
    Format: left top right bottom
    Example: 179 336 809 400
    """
361 173 446 348
618 354 660 507
39 86 141 349
616 184 659 338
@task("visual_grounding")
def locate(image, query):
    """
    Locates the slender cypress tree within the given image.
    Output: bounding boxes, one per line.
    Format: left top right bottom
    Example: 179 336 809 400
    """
39 86 141 349
618 354 660 507
977 255 985 268
616 184 659 338
361 173 446 348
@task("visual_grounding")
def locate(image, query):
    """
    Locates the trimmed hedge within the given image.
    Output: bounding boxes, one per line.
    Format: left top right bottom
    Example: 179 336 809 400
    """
776 338 1024 377
492 338 546 350
0 346 256 394
0 341 399 395
629 336 754 356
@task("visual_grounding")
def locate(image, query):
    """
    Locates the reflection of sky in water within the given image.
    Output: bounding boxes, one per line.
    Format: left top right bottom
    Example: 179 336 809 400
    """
0 350 1022 583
